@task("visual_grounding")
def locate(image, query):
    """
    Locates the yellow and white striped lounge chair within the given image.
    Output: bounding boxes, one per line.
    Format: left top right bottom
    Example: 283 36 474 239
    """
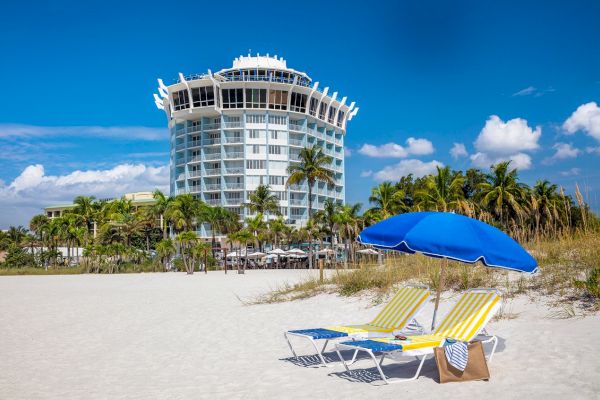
284 285 431 367
335 288 502 384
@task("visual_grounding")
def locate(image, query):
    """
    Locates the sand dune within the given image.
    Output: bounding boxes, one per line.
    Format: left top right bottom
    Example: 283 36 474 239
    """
0 271 598 399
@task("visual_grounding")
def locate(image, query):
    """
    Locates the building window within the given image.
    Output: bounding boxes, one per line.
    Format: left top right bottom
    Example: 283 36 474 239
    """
290 92 307 113
191 86 215 107
268 145 282 155
248 129 260 139
319 102 327 120
173 90 190 111
273 191 288 201
270 130 278 140
268 89 288 110
269 176 285 186
247 114 266 124
245 88 267 108
328 107 337 124
337 110 345 127
252 145 260 154
268 115 286 125
309 97 319 116
246 160 266 169
222 88 243 108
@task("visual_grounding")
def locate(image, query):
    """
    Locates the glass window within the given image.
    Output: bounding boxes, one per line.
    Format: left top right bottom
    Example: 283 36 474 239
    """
247 114 266 124
222 88 243 109
268 89 288 110
268 115 286 125
270 130 278 140
246 160 266 169
248 129 260 139
290 92 307 113
252 145 260 154
245 88 267 108
173 90 190 111
336 110 345 127
328 107 336 124
191 86 215 107
309 97 319 116
268 145 282 155
319 101 327 120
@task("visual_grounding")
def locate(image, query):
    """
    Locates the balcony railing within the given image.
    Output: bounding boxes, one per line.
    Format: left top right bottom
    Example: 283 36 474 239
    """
204 138 221 145
176 173 186 181
225 183 244 190
224 197 243 205
289 184 306 191
203 123 221 130
224 167 243 175
189 156 202 163
204 168 221 176
224 136 243 144
223 121 242 128
189 170 201 178
175 159 186 166
289 198 306 206
289 123 305 132
204 152 221 160
188 186 201 193
204 184 221 191
289 138 305 147
188 140 201 148
175 143 186 151
206 199 221 205
175 129 186 137
224 152 244 159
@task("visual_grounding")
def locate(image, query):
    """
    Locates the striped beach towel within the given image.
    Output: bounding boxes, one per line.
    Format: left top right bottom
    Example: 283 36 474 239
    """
444 339 468 371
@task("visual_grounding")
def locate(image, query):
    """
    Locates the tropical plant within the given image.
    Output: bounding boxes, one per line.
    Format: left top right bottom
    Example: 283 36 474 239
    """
367 182 406 221
415 166 466 212
244 184 280 217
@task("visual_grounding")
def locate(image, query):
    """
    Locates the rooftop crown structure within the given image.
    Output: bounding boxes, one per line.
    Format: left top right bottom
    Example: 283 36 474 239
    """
154 54 358 237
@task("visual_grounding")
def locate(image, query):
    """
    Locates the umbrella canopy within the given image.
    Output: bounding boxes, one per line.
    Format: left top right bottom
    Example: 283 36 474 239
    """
267 248 287 255
316 248 334 255
357 248 379 255
247 251 267 259
286 248 306 255
357 211 537 329
358 211 537 273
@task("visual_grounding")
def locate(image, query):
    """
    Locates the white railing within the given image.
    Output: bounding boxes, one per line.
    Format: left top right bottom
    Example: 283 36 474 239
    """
188 170 201 177
289 138 304 147
203 123 221 130
175 158 186 165
188 140 201 148
224 152 244 159
188 186 201 193
224 136 243 144
289 123 304 131
289 198 306 206
223 121 242 128
204 152 221 160
225 183 244 190
206 199 221 205
204 138 221 145
204 184 221 191
224 197 242 205
176 173 186 181
224 167 243 174
189 156 202 163
204 168 221 176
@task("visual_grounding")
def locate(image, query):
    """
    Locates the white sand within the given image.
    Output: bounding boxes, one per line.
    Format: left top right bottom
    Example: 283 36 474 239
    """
0 271 598 399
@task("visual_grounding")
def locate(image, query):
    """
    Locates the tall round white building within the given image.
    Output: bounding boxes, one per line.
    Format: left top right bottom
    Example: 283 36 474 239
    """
153 54 358 237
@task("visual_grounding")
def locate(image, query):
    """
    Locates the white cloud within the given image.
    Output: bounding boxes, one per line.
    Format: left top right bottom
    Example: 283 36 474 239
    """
360 170 373 177
469 115 541 170
0 163 169 228
450 142 468 159
344 148 352 157
474 115 541 155
470 152 532 170
563 102 600 141
560 168 581 177
586 146 600 155
512 86 537 97
543 142 580 164
0 124 168 141
373 159 443 182
359 137 434 158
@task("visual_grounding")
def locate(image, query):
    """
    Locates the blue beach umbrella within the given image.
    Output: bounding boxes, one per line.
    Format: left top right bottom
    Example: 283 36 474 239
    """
357 211 537 328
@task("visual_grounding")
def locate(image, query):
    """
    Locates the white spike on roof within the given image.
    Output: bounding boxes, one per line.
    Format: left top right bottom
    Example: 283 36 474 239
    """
232 55 287 69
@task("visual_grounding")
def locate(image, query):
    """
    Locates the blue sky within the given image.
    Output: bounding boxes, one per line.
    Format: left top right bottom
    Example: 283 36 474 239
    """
1 0 599 227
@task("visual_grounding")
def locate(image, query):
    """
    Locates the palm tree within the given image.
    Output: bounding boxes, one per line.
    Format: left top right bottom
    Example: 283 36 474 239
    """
531 180 563 236
29 214 49 268
202 206 239 255
155 239 176 271
286 145 335 218
478 161 529 227
7 226 28 246
244 184 280 218
176 230 198 274
166 194 203 233
72 195 96 243
152 190 172 239
367 182 405 221
335 203 362 267
229 229 254 273
245 213 265 252
415 166 465 212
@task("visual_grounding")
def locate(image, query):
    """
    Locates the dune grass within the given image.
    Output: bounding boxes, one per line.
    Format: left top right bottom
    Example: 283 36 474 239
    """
254 232 600 310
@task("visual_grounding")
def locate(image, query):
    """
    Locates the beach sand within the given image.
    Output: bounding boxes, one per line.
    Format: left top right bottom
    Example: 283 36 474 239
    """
0 270 598 399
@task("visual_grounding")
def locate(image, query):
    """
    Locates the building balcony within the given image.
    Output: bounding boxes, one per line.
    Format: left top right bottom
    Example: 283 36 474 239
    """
204 168 221 176
224 152 244 159
223 121 242 129
289 184 307 191
188 140 201 148
176 173 186 181
175 129 186 138
224 136 243 144
289 123 305 132
204 123 221 130
204 152 221 161
175 158 186 166
224 167 243 175
224 197 243 205
175 143 186 151
289 198 306 206
204 138 221 145
188 186 201 193
189 170 201 178
206 199 222 205
225 183 244 190
189 156 202 163
289 138 305 147
204 184 221 191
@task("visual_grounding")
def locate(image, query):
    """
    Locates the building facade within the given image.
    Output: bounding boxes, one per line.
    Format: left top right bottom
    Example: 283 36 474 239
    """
153 55 358 236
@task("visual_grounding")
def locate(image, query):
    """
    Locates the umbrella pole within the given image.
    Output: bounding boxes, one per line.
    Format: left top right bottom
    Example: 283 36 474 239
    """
431 257 447 331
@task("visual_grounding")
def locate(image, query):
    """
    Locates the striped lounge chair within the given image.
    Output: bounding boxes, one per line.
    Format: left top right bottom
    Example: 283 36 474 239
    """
335 288 502 384
284 285 431 367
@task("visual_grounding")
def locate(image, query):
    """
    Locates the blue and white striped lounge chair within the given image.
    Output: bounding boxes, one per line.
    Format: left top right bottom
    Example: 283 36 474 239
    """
284 285 431 367
335 288 502 384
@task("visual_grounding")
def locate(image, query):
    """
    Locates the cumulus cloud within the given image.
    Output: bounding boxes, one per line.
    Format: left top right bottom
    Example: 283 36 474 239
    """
586 146 600 155
450 143 468 159
373 159 443 182
344 148 352 157
470 152 532 170
563 102 600 141
542 142 580 164
469 115 541 170
0 124 168 141
360 170 373 177
359 137 434 158
0 163 169 228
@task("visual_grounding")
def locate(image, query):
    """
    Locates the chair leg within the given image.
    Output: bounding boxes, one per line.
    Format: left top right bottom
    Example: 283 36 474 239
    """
283 332 298 358
308 337 329 367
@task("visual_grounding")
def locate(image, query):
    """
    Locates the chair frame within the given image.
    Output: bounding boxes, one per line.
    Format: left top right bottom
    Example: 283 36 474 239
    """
334 288 502 384
284 284 430 367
